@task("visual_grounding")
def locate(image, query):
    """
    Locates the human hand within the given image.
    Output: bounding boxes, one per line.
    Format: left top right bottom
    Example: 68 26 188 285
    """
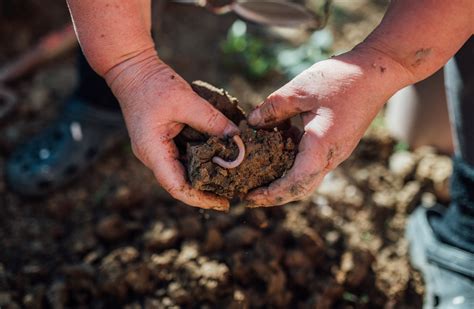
105 50 239 211
245 50 409 207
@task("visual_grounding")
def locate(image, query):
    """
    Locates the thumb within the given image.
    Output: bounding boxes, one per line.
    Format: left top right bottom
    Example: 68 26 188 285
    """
179 95 240 137
248 92 307 127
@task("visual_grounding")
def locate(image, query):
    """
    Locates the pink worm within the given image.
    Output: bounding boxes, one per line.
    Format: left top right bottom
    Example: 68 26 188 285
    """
212 135 245 169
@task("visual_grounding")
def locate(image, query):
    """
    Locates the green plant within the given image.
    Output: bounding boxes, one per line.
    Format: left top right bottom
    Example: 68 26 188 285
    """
220 21 277 80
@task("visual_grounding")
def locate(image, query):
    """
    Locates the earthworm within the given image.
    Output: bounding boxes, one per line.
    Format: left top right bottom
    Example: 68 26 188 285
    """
212 135 245 169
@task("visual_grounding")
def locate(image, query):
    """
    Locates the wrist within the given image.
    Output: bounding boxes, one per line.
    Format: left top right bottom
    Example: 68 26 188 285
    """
103 48 170 103
327 43 416 106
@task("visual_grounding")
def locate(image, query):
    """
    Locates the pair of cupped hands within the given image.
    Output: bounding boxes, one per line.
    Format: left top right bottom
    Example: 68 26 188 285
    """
105 48 386 212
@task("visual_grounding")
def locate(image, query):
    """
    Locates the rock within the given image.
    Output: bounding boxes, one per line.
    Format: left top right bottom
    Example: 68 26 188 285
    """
99 247 140 299
150 250 178 268
210 213 234 231
144 298 162 309
247 209 269 229
96 214 128 242
144 222 179 250
167 282 191 304
396 181 422 212
198 260 230 284
179 216 203 239
315 281 344 309
389 151 417 179
231 252 253 284
21 264 48 279
317 171 364 208
202 228 224 253
148 250 178 281
228 289 249 309
225 226 261 248
23 285 47 309
105 247 140 264
60 264 97 300
284 250 314 286
324 231 341 246
373 190 398 208
253 260 290 307
374 246 411 298
297 228 326 262
416 154 452 201
175 242 199 266
47 281 68 309
62 264 95 279
192 258 231 302
367 163 404 191
105 185 143 210
336 249 374 287
125 264 154 294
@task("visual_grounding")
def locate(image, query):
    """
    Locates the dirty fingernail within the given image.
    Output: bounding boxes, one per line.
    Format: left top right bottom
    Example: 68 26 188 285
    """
248 109 261 126
223 123 239 137
212 204 229 212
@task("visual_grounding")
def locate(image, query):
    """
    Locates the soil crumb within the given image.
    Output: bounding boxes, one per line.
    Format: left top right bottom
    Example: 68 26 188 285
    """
179 81 296 199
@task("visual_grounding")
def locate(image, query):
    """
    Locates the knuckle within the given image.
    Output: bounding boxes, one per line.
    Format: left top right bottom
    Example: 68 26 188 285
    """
288 179 312 200
324 145 348 171
165 184 183 200
206 110 221 129
260 97 281 123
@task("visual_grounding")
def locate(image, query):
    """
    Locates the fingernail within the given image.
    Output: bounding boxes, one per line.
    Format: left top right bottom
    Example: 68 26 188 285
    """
223 123 239 137
248 109 261 126
212 204 229 212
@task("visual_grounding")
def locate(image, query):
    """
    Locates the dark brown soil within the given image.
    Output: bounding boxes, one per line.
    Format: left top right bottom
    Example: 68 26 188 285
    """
187 124 296 199
181 81 296 199
0 1 435 308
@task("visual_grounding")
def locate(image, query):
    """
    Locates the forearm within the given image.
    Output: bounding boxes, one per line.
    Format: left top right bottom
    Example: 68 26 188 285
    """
359 0 473 84
66 0 156 77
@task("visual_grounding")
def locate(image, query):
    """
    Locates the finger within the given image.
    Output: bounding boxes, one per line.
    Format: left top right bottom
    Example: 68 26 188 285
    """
147 138 230 211
179 95 240 138
248 91 310 128
245 133 328 207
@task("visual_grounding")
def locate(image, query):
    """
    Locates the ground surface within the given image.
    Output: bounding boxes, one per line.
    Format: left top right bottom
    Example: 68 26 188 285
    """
0 1 454 308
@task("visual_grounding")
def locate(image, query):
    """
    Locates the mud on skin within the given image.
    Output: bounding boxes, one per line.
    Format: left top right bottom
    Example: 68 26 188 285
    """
176 81 297 199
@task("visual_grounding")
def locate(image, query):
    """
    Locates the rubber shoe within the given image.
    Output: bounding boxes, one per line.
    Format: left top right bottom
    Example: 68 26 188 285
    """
406 205 474 309
5 97 127 197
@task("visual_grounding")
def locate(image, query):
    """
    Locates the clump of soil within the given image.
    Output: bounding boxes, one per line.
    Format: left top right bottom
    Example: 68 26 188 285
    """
179 81 297 199
187 125 296 198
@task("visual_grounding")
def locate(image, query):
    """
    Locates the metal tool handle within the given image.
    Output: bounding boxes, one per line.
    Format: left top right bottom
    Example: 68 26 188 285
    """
172 0 330 30
233 0 325 29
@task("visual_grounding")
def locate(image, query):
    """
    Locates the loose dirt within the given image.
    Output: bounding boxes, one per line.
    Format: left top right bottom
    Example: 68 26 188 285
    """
0 1 439 308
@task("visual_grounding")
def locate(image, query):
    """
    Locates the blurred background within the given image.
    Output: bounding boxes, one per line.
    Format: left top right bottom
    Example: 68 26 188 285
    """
0 0 453 307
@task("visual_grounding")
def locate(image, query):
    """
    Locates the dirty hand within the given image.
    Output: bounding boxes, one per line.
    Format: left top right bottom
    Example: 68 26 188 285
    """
245 51 407 207
105 50 239 211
